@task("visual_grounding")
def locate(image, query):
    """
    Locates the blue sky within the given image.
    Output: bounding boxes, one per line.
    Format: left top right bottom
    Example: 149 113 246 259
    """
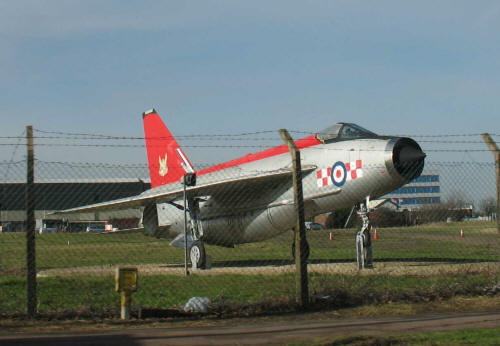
1 1 499 166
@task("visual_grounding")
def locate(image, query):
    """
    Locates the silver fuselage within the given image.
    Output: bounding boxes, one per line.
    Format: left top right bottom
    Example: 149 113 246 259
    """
148 136 422 246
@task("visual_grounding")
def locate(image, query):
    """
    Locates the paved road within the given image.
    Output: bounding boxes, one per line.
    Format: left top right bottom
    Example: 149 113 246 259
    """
1 312 499 345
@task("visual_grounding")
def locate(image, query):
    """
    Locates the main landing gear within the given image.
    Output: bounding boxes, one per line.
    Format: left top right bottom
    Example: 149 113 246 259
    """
190 240 206 269
187 198 207 270
355 201 373 270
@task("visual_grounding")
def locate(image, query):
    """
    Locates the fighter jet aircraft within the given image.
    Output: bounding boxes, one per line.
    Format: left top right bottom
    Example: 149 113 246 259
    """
56 109 425 269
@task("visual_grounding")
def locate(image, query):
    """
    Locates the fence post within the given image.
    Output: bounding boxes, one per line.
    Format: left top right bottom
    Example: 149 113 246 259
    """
481 133 500 235
26 125 37 317
280 129 309 308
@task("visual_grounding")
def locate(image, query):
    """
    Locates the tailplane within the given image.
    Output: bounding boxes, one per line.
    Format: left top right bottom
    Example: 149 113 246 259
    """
142 109 195 188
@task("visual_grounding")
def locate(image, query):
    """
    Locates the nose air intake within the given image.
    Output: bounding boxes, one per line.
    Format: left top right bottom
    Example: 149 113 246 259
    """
392 138 426 181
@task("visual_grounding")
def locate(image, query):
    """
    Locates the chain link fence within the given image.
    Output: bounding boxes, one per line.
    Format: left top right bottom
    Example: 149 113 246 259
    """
0 128 498 318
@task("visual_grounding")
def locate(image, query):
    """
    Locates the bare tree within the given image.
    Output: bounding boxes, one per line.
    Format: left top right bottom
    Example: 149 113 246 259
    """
443 190 473 221
479 197 496 218
444 190 471 209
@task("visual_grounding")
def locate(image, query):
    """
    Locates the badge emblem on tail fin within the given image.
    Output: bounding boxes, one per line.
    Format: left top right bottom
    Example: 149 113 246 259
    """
159 154 168 176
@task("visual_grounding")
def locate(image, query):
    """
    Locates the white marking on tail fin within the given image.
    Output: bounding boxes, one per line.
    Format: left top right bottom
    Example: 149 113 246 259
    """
176 148 194 173
159 154 168 176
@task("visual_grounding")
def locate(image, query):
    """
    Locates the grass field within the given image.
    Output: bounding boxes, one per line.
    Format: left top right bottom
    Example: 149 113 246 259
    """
0 271 496 315
0 221 498 316
0 221 498 271
305 327 500 346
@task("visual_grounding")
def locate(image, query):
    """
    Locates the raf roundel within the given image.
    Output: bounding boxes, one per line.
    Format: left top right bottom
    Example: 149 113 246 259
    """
331 161 347 187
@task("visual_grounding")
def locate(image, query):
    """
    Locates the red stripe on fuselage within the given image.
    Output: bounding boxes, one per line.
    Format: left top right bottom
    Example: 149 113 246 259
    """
197 135 321 176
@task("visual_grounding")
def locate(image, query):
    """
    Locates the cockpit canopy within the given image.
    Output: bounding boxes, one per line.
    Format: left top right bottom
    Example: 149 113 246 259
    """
316 123 378 142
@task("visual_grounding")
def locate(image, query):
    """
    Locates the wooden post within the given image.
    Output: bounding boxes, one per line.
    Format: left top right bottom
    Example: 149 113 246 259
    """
280 129 308 308
183 176 189 276
26 125 37 317
481 133 500 234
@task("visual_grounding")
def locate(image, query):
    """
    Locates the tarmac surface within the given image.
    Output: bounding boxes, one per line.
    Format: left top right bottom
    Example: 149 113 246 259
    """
0 312 498 345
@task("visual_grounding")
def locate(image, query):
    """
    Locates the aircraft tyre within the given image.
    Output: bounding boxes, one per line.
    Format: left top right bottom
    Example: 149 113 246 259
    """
291 240 310 261
190 240 206 269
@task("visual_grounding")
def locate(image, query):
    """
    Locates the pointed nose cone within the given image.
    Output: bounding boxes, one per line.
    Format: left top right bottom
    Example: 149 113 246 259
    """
392 138 425 181
399 145 427 163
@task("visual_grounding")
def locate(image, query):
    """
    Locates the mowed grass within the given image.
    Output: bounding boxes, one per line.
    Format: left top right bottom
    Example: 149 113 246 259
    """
0 221 497 271
302 328 500 346
0 221 497 316
0 271 495 314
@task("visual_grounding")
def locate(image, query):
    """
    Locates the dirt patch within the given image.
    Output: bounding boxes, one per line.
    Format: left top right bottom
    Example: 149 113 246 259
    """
36 261 499 278
478 228 499 234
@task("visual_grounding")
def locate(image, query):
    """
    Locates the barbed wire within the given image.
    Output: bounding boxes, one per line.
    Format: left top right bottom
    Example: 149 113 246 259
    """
33 128 290 139
30 128 500 138
394 133 500 138
3 159 494 168
416 140 498 144
2 130 25 177
24 136 283 141
34 160 148 168
0 160 25 166
0 128 497 141
2 136 498 145
426 161 494 167
424 149 494 152
0 142 498 153
0 143 276 148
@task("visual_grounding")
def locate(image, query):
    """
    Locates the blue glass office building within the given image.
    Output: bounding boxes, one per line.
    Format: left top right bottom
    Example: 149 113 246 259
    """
386 170 441 209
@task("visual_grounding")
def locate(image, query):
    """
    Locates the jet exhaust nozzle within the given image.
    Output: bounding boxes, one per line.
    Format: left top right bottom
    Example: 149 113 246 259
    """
391 138 425 181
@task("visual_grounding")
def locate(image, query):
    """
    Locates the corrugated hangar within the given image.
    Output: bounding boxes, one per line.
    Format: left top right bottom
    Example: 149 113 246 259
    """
0 179 150 232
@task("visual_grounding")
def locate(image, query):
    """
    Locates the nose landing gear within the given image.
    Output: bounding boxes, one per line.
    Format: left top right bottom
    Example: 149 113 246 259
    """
355 201 373 270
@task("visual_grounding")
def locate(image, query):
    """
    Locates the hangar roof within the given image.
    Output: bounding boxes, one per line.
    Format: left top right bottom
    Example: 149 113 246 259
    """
0 180 151 210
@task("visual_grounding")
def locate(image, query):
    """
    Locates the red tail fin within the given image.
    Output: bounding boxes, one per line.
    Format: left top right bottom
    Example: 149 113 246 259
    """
142 109 195 188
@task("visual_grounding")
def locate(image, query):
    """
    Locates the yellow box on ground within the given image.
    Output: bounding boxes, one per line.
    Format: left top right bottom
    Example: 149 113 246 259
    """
115 267 138 292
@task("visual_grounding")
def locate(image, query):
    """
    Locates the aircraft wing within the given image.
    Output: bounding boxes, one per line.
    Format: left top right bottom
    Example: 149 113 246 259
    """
52 165 317 215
